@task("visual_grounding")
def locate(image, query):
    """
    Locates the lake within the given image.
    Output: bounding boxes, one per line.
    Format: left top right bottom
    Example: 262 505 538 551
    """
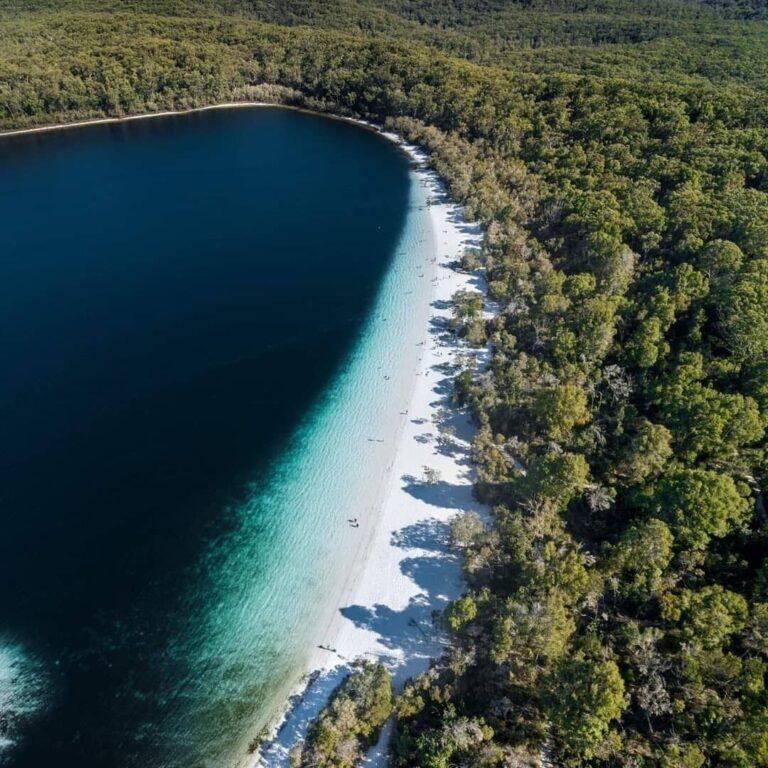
0 107 430 767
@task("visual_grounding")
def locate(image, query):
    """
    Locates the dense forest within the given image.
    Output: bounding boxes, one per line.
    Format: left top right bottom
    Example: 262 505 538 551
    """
2 1 768 766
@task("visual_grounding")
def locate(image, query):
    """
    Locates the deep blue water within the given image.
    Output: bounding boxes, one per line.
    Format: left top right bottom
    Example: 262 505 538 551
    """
0 107 412 767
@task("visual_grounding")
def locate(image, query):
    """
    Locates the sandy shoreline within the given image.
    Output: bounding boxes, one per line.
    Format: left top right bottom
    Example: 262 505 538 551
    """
0 101 393 141
0 102 486 766
0 102 277 137
255 134 485 767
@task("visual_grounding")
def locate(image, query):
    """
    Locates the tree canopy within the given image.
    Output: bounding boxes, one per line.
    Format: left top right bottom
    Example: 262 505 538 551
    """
1 0 768 764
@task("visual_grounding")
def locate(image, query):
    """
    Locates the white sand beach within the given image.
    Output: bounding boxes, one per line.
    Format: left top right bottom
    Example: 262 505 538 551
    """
1 103 486 765
256 135 485 767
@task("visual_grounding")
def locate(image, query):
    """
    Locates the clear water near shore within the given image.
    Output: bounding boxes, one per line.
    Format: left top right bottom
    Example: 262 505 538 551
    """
167 163 434 766
0 107 432 767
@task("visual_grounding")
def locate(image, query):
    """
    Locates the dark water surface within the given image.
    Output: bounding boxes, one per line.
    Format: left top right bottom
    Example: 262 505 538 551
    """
0 107 411 767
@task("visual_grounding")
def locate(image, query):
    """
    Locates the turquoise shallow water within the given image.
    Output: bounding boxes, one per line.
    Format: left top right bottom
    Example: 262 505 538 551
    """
0 107 431 767
170 166 434 766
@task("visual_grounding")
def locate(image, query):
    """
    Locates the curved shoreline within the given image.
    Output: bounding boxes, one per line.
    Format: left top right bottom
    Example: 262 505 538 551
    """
1 103 486 766
0 101 389 140
254 136 485 767
0 102 273 137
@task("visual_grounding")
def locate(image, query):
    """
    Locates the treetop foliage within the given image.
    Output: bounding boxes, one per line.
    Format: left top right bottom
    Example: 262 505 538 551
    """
1 0 768 764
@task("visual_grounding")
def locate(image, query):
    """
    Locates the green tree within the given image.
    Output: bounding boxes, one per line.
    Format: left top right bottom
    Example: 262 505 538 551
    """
301 662 392 768
608 518 674 601
663 585 749 648
614 419 673 484
444 594 477 632
717 259 768 361
644 468 751 550
546 655 626 760
660 382 763 462
518 450 590 509
490 591 575 673
530 384 590 442
696 239 744 287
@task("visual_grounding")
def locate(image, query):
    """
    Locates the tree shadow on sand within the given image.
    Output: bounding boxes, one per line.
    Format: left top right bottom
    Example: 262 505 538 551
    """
390 518 451 552
401 474 474 511
435 438 472 465
430 375 454 398
258 530 462 765
429 315 452 334
339 553 460 682
434 406 475 446
338 514 463 685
